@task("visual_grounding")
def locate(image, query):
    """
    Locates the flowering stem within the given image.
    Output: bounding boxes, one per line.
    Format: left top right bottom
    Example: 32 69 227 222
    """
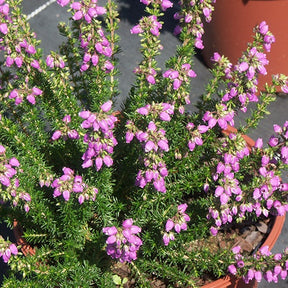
106 0 119 97
240 91 277 134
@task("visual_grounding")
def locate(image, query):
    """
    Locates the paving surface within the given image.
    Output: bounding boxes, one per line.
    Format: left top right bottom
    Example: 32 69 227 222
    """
1 0 288 286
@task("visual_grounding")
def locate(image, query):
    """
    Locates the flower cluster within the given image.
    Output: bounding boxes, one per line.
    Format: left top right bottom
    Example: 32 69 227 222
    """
46 53 65 69
140 0 173 11
186 122 209 151
130 15 162 37
79 26 114 73
173 0 216 49
207 133 251 235
0 237 18 263
163 63 197 91
103 219 142 263
274 74 288 94
79 101 118 170
8 86 43 105
134 102 174 121
0 145 30 212
70 0 106 23
133 66 158 85
202 103 235 130
133 120 169 193
51 167 98 204
228 245 288 284
126 103 173 193
268 122 288 164
252 155 286 216
163 203 190 246
51 115 79 141
58 0 114 73
211 21 275 113
0 0 44 105
208 126 288 236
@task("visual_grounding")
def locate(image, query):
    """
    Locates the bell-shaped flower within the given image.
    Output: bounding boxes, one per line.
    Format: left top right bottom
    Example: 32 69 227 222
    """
95 157 103 171
165 219 174 232
158 139 169 152
62 190 70 201
101 100 112 112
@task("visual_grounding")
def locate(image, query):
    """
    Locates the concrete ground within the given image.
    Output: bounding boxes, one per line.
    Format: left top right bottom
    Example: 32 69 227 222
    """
0 0 288 286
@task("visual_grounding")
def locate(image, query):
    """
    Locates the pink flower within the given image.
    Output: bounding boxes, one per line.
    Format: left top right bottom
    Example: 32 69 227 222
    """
57 0 70 7
46 55 54 67
122 218 133 229
5 56 14 67
254 138 263 149
95 157 103 171
80 63 89 72
137 106 150 116
268 136 278 147
101 100 112 112
163 232 170 246
71 2 81 10
173 78 182 90
31 59 40 70
228 264 237 275
104 60 114 72
9 157 20 167
26 45 36 54
254 271 262 282
26 94 35 104
14 56 23 67
185 14 192 23
9 244 18 255
52 130 62 141
259 245 271 256
146 74 155 84
91 54 99 66
159 111 171 121
103 155 113 167
232 245 241 254
0 23 8 34
165 219 174 232
198 125 209 134
259 21 268 35
273 124 282 134
145 140 155 152
210 226 218 236
281 146 288 159
203 7 212 18
0 3 9 16
130 25 143 34
211 52 221 62
177 203 188 214
158 139 169 152
153 177 166 193
62 190 70 201
161 0 173 11
95 6 106 16
68 130 79 139
73 10 83 20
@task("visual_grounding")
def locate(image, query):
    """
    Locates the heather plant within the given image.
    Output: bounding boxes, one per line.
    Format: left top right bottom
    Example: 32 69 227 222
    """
0 0 288 287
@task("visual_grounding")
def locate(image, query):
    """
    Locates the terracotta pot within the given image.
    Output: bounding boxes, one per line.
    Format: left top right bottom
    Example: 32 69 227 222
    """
13 219 35 256
222 125 255 150
202 0 288 90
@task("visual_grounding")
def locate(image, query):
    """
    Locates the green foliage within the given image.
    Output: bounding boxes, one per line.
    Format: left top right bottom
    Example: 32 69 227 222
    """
0 0 288 287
